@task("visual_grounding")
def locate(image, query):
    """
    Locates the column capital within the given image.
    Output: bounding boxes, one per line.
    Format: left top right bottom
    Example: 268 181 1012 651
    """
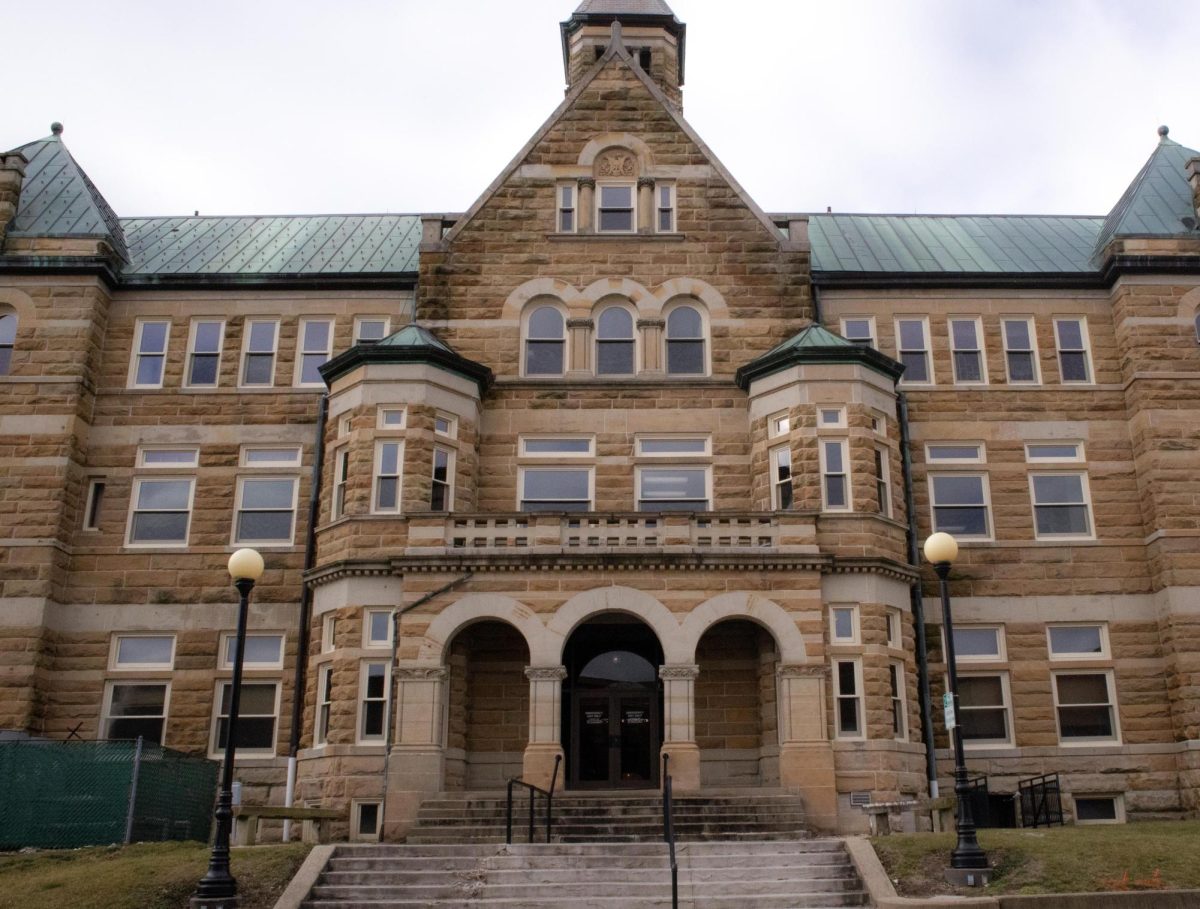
637 176 656 189
777 663 823 679
578 177 596 189
566 317 594 329
394 665 448 681
659 664 700 681
525 665 568 682
637 318 665 330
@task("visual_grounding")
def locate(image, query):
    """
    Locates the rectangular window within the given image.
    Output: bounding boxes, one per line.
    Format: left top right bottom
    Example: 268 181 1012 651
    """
338 415 352 437
820 440 850 511
768 412 790 438
834 659 863 738
949 317 986 384
1002 318 1039 384
431 447 453 512
1075 795 1123 824
930 474 991 539
364 610 393 648
896 318 931 384
377 407 406 429
597 184 635 232
1047 624 1108 660
220 632 285 670
1054 671 1118 742
520 467 592 512
889 662 906 740
353 801 383 841
1030 473 1093 538
954 626 1005 661
241 447 302 468
358 662 390 742
83 479 105 531
841 317 875 347
521 437 594 457
185 320 224 387
373 442 403 514
234 477 298 545
1055 317 1092 383
138 448 201 468
315 664 333 746
830 606 859 644
636 436 710 456
818 407 846 428
128 478 194 546
926 444 984 464
130 320 170 388
434 413 457 438
1026 442 1083 462
656 182 676 233
637 467 709 511
886 609 902 649
321 615 336 654
110 635 175 671
874 447 891 517
770 446 792 510
354 317 390 344
212 681 279 756
332 446 350 519
240 319 278 387
959 674 1012 746
558 183 576 233
103 682 169 745
296 318 334 386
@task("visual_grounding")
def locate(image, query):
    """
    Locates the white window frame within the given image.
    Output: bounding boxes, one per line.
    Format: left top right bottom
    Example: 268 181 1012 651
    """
1046 623 1109 661
819 439 851 512
240 446 302 468
874 446 892 518
770 445 793 511
841 316 876 347
953 625 1006 662
520 436 595 458
363 609 394 649
338 414 352 437
925 443 985 464
833 658 865 740
434 413 458 439
331 444 350 520
357 660 391 744
635 465 711 512
948 316 988 385
635 435 711 457
351 800 384 841
321 614 336 653
522 305 567 378
209 680 281 758
895 317 933 385
372 441 404 515
126 476 196 548
1002 317 1040 385
129 319 171 389
830 605 860 645
109 634 176 671
818 407 847 428
958 672 1013 749
431 446 454 512
1025 442 1084 463
1028 471 1095 541
354 317 391 345
83 478 106 531
239 318 279 388
885 609 902 650
928 472 993 541
315 663 333 746
663 303 709 377
295 317 335 387
1073 793 1125 825
519 466 595 512
102 680 171 745
594 304 638 377
377 407 406 430
218 632 285 671
889 661 907 741
557 182 577 234
138 447 200 468
596 181 636 234
1054 317 1093 385
1052 669 1120 745
768 412 791 439
184 319 225 388
232 476 299 546
655 181 676 233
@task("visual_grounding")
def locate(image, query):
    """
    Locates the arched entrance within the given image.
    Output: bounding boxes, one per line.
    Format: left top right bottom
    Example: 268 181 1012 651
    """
562 615 664 789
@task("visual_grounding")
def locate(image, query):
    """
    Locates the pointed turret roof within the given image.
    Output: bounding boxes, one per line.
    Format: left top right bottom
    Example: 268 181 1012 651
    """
735 323 904 390
319 323 492 393
573 0 677 14
1092 127 1200 262
5 124 128 262
375 323 453 352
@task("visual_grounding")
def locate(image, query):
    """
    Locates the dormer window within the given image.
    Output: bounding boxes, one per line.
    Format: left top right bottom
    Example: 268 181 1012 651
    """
597 184 635 232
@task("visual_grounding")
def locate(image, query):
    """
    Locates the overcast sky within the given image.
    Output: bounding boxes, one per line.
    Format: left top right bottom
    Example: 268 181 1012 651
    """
3 0 1195 219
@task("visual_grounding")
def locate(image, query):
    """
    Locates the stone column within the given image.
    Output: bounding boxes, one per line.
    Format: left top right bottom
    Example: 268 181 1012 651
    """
637 177 655 233
776 663 838 832
523 666 567 789
578 178 596 233
384 664 448 838
637 318 665 375
660 664 701 791
566 318 593 378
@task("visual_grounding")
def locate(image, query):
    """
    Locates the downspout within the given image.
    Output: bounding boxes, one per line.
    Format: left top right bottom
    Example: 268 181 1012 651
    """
811 281 823 328
379 571 474 835
898 391 938 798
283 393 329 840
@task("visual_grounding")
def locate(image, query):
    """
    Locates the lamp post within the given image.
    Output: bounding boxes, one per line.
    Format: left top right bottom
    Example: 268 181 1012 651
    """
192 548 265 909
923 531 990 885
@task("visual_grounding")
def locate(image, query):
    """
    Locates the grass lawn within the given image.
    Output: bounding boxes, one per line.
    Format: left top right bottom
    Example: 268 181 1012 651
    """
872 820 1200 897
0 841 310 909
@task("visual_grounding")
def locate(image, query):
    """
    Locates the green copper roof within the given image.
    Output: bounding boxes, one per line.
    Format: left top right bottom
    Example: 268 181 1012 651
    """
376 323 452 351
7 125 128 261
761 323 853 357
1092 131 1200 261
736 322 903 390
319 323 491 392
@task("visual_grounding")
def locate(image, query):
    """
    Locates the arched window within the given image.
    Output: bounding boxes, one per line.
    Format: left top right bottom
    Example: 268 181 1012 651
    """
0 311 16 376
596 306 635 375
524 305 565 376
665 305 705 375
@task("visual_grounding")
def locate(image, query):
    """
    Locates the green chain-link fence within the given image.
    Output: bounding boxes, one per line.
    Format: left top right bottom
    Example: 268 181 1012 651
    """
0 739 219 849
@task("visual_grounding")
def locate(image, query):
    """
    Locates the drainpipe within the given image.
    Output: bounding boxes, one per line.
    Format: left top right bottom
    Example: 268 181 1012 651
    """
898 391 938 798
283 393 329 840
811 281 823 328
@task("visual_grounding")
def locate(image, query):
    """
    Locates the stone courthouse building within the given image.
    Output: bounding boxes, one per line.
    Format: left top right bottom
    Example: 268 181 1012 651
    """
1 0 1199 839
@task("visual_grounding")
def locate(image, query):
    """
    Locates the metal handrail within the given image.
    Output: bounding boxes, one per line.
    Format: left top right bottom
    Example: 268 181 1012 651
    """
505 754 562 844
662 753 678 909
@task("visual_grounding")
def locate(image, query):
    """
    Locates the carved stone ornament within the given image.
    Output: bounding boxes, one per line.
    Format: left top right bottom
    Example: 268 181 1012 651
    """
658 664 700 680
596 151 637 178
776 663 823 679
525 666 568 681
394 666 449 681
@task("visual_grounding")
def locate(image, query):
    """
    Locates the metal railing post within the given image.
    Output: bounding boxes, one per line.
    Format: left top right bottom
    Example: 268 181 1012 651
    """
124 736 144 845
506 780 514 845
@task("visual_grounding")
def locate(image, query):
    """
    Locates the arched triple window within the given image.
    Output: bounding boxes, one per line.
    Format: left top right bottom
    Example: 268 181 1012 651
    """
596 306 635 375
524 305 565 376
0 311 16 376
665 304 706 375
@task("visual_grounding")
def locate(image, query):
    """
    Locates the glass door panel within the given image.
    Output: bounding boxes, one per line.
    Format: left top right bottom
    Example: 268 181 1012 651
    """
618 695 653 784
577 695 611 783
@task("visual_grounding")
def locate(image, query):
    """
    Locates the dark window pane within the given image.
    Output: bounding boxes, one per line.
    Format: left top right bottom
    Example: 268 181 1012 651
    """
933 506 988 536
659 209 673 231
1007 351 1035 381
1036 505 1090 535
1048 626 1103 656
523 499 592 512
117 637 173 666
954 351 982 382
1033 474 1084 503
825 476 846 508
194 322 222 352
1059 705 1113 738
431 481 448 512
0 346 11 376
900 351 928 382
897 321 925 349
136 355 164 385
666 340 704 374
524 438 591 454
598 307 632 338
526 340 564 375
138 480 191 510
244 352 274 384
959 676 1003 707
139 322 168 352
247 321 276 351
954 628 999 658
358 803 380 835
524 469 590 500
108 717 165 744
189 353 219 385
1055 674 1108 704
599 209 633 231
131 512 188 543
951 321 978 349
1057 320 1083 349
362 702 385 737
641 438 706 454
933 475 984 505
961 707 1007 741
560 209 574 232
0 314 16 345
823 442 844 473
600 185 632 207
110 684 167 716
1003 320 1030 349
641 469 705 501
837 661 857 694
667 307 702 338
237 511 292 541
837 699 859 734
1075 798 1117 821
528 307 563 338
243 480 295 509
301 353 326 384
216 716 276 750
778 483 793 510
376 477 398 510
1060 350 1088 381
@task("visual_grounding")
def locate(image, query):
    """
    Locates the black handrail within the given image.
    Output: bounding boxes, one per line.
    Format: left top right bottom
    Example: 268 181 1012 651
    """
662 753 678 909
505 754 562 844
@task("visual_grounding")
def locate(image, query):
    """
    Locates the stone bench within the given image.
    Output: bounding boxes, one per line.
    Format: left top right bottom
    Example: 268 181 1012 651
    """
233 806 342 846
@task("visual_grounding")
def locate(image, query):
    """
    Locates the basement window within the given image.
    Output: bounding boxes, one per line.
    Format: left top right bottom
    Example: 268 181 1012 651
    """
353 801 382 841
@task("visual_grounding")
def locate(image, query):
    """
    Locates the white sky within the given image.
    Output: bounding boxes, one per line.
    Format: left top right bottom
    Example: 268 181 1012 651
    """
3 0 1196 219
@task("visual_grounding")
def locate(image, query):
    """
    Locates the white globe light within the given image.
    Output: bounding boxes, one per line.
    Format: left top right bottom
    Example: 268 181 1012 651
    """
228 548 265 581
923 532 959 566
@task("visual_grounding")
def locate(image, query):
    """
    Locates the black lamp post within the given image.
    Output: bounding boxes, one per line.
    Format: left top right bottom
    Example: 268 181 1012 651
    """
192 548 265 909
923 532 990 885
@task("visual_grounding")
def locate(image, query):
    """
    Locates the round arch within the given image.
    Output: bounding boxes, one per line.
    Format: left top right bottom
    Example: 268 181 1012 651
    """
547 586 687 663
0 288 35 321
581 278 655 317
679 592 807 664
653 278 731 319
500 278 585 322
417 593 554 665
577 133 654 170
